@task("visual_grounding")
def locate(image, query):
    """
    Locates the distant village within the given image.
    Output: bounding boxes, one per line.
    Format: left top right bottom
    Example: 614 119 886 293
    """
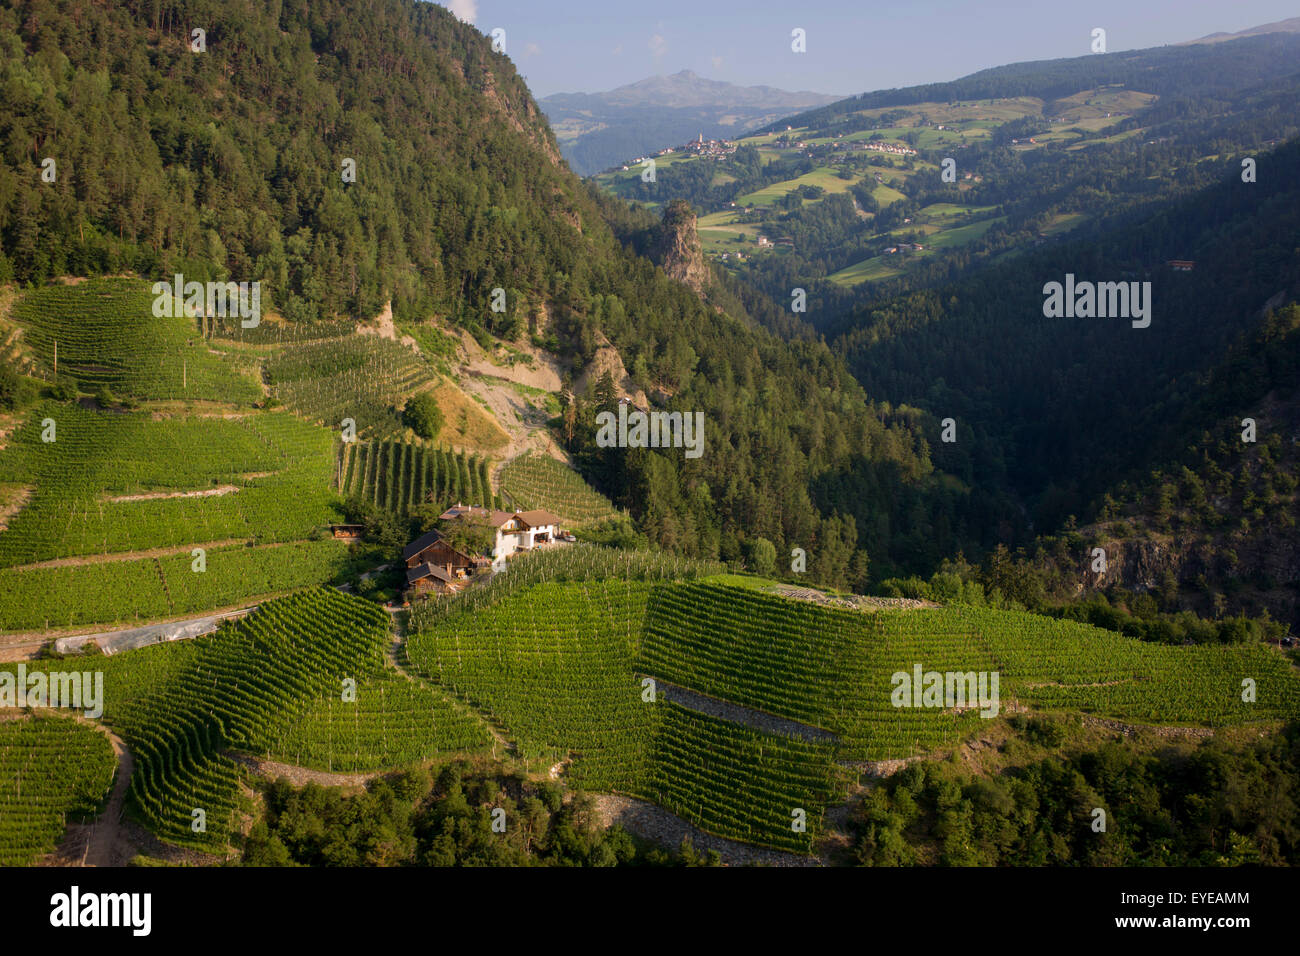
621 132 738 169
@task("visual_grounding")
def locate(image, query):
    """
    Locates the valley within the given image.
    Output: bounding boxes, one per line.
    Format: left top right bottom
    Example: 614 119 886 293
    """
0 0 1297 893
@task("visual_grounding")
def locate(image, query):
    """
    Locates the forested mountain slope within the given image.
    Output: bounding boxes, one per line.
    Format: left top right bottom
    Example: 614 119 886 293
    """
0 0 955 586
757 32 1300 134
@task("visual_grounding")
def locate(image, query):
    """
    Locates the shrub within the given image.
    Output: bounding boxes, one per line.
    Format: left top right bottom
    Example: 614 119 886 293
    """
403 392 444 440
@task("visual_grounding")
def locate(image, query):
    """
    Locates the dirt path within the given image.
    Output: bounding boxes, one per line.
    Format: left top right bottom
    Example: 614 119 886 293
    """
45 722 137 867
106 484 239 503
649 676 837 743
8 538 249 571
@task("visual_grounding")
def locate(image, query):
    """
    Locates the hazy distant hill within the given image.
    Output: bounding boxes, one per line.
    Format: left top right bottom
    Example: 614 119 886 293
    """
541 70 838 175
1181 15 1300 44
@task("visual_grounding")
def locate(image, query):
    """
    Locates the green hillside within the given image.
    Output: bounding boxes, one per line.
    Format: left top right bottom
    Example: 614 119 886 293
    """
400 549 1300 854
0 404 339 568
1 589 393 852
0 0 948 590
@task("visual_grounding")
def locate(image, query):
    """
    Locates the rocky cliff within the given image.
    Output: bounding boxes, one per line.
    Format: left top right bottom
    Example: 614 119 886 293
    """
652 200 711 295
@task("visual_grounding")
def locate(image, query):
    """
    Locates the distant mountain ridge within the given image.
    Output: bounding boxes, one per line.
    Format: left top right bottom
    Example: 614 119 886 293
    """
755 27 1300 135
544 69 837 110
540 70 838 175
1181 16 1300 44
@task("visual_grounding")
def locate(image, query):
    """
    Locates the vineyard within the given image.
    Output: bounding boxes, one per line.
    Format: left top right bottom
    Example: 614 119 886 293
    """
12 279 262 404
407 544 726 631
337 439 498 515
498 453 620 526
407 572 842 852
0 406 339 568
641 703 840 853
409 579 656 775
2 589 392 852
639 582 1300 761
267 336 437 439
255 672 491 773
0 714 117 865
404 566 1300 851
0 539 356 632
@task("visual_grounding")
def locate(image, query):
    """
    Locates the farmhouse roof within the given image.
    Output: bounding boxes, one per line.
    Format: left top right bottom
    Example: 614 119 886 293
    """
406 563 454 585
438 504 520 528
403 530 491 564
402 530 443 561
516 510 561 528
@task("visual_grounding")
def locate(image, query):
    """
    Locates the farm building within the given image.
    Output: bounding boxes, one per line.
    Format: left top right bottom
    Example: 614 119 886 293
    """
402 505 566 594
436 504 565 561
402 530 491 594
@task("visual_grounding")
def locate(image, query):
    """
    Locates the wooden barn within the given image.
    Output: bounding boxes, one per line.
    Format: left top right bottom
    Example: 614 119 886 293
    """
402 530 490 594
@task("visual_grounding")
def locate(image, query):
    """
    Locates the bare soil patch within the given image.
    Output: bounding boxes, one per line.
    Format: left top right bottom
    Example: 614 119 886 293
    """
591 794 820 867
767 583 938 611
0 483 32 531
106 484 238 503
228 753 374 792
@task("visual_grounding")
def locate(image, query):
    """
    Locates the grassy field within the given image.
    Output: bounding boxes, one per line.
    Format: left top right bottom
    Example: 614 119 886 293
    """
828 255 909 286
428 378 512 454
735 166 861 208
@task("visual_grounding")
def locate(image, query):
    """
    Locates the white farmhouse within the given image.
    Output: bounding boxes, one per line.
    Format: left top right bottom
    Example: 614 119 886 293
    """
438 504 564 561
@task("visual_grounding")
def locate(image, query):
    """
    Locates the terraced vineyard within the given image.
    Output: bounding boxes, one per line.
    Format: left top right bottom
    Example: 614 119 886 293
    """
2 589 391 852
407 544 726 629
407 571 844 853
498 453 620 525
643 703 840 854
0 406 338 568
267 336 437 439
0 539 356 632
12 278 262 403
0 715 117 865
407 565 1300 852
409 579 656 775
641 582 872 731
640 582 1300 761
256 672 491 773
337 439 497 514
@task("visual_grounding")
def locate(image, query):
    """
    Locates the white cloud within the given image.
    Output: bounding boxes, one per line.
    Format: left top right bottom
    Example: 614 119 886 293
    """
648 33 667 58
441 0 477 24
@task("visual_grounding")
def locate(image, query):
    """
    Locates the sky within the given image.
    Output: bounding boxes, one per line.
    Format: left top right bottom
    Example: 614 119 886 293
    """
430 0 1300 98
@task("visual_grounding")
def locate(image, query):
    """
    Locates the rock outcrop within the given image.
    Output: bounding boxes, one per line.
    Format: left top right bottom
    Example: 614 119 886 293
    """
652 200 711 294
